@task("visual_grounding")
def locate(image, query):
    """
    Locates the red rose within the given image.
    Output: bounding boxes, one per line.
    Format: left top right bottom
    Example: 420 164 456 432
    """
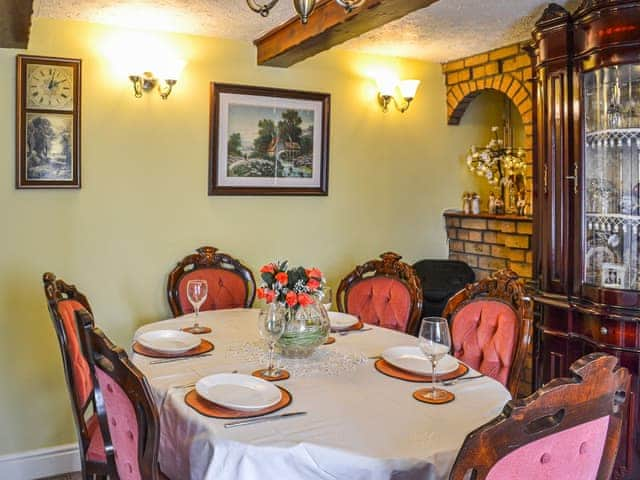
297 293 313 307
275 272 288 284
260 264 276 274
257 287 266 299
306 267 323 280
307 278 320 291
285 291 298 307
265 290 276 303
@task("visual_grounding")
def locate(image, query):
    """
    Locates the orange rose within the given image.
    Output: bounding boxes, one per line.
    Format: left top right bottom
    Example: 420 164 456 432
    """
285 291 298 307
275 272 288 284
260 264 276 274
306 267 323 280
297 293 313 307
257 287 266 299
307 278 320 291
265 290 276 303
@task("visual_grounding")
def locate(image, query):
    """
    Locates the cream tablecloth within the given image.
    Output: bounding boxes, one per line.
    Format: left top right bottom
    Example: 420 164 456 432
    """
132 309 510 480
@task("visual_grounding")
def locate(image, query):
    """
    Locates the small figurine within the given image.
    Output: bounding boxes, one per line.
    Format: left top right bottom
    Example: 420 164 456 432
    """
516 193 526 216
462 192 471 214
488 192 497 214
495 198 505 215
471 193 481 215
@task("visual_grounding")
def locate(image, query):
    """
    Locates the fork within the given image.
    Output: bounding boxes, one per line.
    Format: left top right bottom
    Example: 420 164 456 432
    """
442 374 485 386
149 353 213 365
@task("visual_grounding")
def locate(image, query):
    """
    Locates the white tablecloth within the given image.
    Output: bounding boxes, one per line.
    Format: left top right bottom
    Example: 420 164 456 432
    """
132 309 511 480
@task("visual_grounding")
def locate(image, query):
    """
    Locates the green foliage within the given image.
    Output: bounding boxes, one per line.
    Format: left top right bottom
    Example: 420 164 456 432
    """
278 109 303 144
228 132 242 156
252 119 276 158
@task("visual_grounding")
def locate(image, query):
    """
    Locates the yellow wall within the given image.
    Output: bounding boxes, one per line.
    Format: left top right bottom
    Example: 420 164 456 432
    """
0 18 502 455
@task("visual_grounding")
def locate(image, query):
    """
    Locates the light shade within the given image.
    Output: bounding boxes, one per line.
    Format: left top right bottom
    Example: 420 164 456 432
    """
376 78 397 97
398 80 420 100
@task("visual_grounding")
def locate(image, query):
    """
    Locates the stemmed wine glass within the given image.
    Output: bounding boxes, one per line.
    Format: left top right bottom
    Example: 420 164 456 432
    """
184 279 209 334
256 303 287 379
320 286 332 312
418 317 453 401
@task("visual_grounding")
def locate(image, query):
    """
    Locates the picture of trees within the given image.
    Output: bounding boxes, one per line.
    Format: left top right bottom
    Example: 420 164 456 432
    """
226 104 315 178
25 113 73 181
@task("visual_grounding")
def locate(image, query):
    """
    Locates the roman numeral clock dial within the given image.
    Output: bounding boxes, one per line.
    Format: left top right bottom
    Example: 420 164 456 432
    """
26 65 74 110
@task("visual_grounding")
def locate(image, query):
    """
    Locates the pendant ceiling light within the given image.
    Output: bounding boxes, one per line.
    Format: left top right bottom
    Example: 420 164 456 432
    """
247 0 365 24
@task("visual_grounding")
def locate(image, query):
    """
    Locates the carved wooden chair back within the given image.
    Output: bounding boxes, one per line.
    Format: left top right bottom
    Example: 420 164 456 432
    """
337 252 423 334
442 269 532 397
450 353 630 480
76 309 162 480
167 246 256 317
43 272 111 477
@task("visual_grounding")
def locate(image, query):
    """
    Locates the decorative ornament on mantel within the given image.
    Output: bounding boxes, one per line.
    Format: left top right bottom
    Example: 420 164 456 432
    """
466 127 527 214
246 0 365 24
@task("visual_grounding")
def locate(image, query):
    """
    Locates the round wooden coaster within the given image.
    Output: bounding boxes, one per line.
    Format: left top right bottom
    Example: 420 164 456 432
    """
324 336 336 345
331 321 364 333
251 369 290 382
180 326 212 334
132 339 214 359
374 359 468 383
184 386 292 419
413 388 455 405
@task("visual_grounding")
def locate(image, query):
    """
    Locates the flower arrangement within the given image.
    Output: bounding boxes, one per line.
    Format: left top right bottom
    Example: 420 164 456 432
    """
257 260 324 309
467 126 526 188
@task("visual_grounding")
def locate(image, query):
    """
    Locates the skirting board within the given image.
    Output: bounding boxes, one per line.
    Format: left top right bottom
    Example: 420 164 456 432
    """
0 444 80 479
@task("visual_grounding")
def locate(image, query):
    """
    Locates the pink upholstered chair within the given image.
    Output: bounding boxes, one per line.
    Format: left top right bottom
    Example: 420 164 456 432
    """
442 269 533 397
449 353 630 480
167 246 256 317
337 252 423 334
43 272 109 479
76 308 167 480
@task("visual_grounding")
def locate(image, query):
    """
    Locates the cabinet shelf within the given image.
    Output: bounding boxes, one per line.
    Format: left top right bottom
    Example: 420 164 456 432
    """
586 128 640 147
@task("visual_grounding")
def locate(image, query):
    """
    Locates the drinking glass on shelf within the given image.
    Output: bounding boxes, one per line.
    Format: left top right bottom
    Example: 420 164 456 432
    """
320 286 332 312
184 279 209 334
418 317 453 401
257 303 287 378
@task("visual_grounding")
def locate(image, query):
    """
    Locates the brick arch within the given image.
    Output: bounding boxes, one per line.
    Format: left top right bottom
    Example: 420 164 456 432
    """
446 74 532 128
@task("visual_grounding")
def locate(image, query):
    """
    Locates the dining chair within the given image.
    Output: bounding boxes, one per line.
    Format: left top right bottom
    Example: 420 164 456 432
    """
450 353 630 480
43 272 109 479
76 308 168 480
442 269 533 397
336 252 423 334
167 246 256 317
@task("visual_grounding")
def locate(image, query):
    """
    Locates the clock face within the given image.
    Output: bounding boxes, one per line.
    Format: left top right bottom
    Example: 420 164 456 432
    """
26 64 74 111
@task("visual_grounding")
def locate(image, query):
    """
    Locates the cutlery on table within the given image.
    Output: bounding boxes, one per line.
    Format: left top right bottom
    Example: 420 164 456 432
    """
171 370 238 389
339 328 373 336
442 374 485 386
224 411 307 429
149 353 213 365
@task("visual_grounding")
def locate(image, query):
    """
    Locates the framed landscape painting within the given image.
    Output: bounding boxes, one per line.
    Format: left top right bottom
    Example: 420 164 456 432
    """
209 83 330 195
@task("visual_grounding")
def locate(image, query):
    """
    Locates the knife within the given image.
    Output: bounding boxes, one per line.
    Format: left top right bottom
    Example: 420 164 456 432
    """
224 411 307 429
148 353 213 365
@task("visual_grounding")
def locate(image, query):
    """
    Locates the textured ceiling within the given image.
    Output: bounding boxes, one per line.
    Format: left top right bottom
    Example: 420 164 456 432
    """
33 0 579 62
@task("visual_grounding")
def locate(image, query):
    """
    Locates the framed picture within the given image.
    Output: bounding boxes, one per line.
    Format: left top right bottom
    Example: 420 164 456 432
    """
601 262 627 289
209 83 330 196
16 55 81 189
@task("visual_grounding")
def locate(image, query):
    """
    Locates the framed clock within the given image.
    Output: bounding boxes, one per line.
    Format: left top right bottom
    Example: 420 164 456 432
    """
16 55 81 189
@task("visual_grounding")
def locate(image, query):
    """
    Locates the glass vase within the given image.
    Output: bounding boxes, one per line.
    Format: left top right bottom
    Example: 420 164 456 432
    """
277 299 330 358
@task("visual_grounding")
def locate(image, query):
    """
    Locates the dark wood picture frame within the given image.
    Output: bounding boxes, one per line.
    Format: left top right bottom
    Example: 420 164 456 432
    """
209 83 330 196
16 55 81 189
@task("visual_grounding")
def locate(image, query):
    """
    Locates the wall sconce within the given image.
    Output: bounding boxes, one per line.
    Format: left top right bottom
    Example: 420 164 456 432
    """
128 60 185 100
377 79 421 113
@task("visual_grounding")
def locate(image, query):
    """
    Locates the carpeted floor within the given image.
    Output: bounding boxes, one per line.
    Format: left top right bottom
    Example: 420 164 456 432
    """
38 473 81 480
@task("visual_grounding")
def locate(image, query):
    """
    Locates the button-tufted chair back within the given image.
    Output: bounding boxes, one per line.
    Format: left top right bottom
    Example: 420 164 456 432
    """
43 273 111 478
443 269 532 397
167 246 256 317
76 309 164 480
337 252 422 334
449 353 630 480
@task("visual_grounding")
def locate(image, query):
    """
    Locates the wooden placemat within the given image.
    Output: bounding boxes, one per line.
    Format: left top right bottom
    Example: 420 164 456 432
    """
132 339 214 359
331 321 364 333
413 388 455 405
184 386 292 419
324 336 336 345
251 369 290 381
180 326 212 334
374 359 468 383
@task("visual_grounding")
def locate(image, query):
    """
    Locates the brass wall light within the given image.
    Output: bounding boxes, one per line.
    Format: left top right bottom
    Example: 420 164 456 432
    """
377 79 421 113
128 60 184 100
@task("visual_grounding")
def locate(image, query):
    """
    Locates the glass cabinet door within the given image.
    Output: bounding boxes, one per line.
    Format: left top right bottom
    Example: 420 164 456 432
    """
583 64 640 290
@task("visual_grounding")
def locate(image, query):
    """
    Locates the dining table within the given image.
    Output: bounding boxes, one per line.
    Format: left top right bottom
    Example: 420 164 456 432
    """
131 308 511 480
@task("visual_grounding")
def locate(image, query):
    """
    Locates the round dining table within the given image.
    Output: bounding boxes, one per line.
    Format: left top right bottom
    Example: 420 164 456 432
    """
131 308 511 480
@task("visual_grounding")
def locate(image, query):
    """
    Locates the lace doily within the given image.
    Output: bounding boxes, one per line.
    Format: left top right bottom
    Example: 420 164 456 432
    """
225 341 367 377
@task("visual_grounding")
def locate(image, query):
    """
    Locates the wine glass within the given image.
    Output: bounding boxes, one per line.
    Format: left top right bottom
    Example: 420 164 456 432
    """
184 279 209 334
320 286 332 312
257 303 286 378
418 317 452 401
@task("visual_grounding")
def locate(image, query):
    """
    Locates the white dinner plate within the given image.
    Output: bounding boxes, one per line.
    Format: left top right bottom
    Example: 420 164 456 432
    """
196 374 282 411
137 330 201 354
328 312 359 330
382 346 459 376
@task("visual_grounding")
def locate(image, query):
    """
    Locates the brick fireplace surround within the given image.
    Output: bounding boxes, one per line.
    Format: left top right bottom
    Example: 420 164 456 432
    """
441 43 535 395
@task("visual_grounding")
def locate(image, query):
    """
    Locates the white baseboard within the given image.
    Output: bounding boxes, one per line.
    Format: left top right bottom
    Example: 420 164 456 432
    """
0 444 80 480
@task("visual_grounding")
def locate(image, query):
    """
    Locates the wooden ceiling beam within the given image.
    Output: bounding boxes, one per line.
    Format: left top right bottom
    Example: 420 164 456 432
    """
254 0 439 67
0 0 33 48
